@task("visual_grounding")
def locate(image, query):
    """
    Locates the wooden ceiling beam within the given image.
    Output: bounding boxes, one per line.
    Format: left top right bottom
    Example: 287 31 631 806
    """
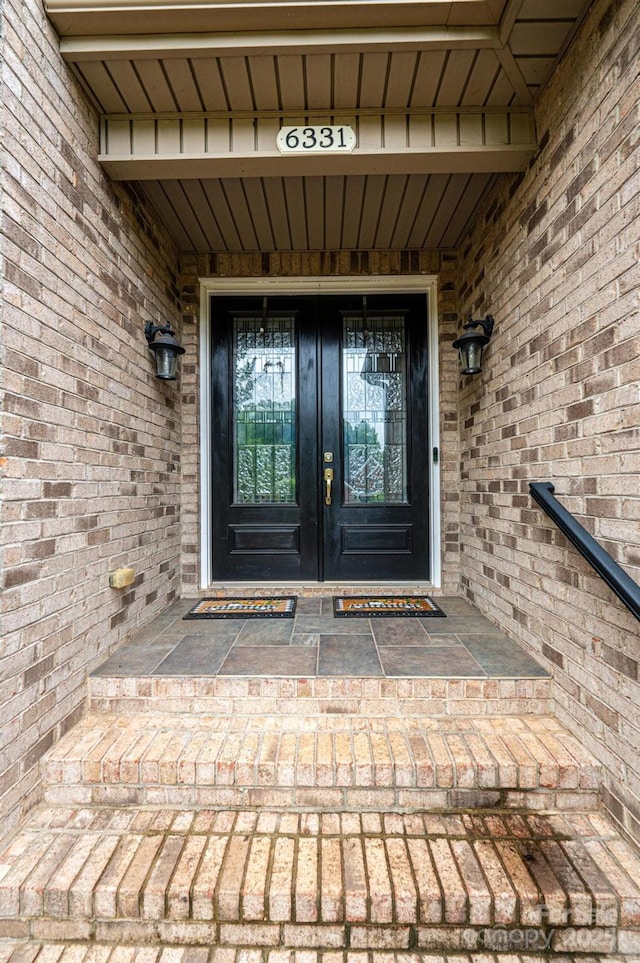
49 1 500 39
99 107 536 179
61 25 501 62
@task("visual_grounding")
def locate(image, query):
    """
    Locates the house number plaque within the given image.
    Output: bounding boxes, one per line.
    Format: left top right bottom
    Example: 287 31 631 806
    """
277 126 356 153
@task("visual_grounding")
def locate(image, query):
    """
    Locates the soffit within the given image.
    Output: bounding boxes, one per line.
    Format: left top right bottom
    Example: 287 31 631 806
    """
141 172 497 251
49 0 593 252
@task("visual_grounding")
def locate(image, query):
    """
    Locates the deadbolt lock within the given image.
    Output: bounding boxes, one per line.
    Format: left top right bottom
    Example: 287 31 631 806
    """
323 451 333 462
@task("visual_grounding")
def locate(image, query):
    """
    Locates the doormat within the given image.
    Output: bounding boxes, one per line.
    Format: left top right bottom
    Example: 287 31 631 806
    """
333 596 446 618
184 597 297 619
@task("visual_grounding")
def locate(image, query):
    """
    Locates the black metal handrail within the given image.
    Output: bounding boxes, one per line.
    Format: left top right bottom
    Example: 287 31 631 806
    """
530 482 640 622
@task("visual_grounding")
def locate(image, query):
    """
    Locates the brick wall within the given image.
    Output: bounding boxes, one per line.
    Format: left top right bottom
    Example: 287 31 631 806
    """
179 250 462 595
456 0 640 847
0 0 182 840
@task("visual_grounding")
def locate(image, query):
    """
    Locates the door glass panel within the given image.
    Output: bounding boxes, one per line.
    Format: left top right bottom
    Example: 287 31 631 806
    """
342 307 408 504
232 312 297 504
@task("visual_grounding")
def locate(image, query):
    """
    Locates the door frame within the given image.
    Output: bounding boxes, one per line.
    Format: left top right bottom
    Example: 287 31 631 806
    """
199 275 441 589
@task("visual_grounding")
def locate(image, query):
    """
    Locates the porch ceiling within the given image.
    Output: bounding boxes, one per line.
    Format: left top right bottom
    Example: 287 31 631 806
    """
140 172 497 252
48 0 593 253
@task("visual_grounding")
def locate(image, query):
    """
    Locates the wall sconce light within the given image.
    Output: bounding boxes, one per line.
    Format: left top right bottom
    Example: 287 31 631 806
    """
453 315 495 375
144 321 185 380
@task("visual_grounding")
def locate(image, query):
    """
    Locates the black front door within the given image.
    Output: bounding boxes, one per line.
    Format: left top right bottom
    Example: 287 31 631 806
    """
211 293 430 581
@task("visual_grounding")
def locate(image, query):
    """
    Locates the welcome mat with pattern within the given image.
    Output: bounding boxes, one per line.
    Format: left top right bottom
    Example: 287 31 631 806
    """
184 597 297 619
333 596 446 617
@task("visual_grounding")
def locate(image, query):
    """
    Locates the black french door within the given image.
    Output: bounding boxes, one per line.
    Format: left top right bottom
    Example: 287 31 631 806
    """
211 293 430 581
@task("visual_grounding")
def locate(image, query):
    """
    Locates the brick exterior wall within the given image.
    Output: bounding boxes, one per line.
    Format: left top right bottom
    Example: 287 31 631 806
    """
456 0 640 847
178 250 462 596
2 0 637 861
0 0 182 840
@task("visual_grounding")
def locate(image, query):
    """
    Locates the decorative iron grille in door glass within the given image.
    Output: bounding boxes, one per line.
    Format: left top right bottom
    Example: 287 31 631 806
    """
233 313 296 504
342 309 408 504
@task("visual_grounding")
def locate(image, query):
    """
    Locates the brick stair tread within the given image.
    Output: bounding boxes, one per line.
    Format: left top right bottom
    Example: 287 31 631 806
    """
42 713 600 796
0 946 636 963
1 946 638 963
2 806 640 949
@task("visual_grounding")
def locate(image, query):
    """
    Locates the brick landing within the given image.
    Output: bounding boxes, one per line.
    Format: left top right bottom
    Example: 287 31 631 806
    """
1 807 640 953
42 714 599 812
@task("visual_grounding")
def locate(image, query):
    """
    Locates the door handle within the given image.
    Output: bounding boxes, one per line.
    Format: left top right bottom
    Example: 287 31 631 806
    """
324 468 334 505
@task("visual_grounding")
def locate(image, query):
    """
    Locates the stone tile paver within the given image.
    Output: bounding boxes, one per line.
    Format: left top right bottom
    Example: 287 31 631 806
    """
90 595 551 682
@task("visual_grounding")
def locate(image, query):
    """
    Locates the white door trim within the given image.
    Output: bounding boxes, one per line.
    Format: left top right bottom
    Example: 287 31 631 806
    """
198 275 441 589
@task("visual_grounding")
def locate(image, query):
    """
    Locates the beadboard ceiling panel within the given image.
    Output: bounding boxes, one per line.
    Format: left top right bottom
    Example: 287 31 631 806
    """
64 5 592 115
77 47 532 115
138 173 497 252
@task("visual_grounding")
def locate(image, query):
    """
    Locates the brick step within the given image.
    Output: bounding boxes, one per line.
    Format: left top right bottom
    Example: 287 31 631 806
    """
0 947 635 963
88 676 553 717
41 714 600 812
1 806 639 954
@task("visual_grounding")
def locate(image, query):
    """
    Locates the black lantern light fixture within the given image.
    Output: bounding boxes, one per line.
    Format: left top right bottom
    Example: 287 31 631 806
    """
144 321 185 380
453 315 495 375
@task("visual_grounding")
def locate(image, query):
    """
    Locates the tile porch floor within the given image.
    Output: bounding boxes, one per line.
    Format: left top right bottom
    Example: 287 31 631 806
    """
94 596 549 680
